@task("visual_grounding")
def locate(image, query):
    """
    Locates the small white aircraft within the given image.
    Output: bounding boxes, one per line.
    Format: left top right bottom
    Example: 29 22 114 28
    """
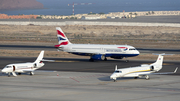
1 50 45 77
110 53 178 82
54 27 140 61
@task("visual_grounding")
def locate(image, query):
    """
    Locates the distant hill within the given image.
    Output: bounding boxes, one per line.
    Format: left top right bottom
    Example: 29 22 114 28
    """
0 0 44 10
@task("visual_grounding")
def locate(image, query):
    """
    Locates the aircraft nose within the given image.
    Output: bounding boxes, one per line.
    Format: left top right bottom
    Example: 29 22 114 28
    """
110 74 117 79
136 50 140 55
133 50 140 55
1 68 6 73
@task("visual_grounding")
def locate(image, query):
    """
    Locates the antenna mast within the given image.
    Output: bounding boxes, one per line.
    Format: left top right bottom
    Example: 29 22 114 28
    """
68 2 94 15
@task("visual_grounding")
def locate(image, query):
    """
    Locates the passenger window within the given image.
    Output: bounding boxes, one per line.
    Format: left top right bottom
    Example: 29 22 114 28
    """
7 66 11 68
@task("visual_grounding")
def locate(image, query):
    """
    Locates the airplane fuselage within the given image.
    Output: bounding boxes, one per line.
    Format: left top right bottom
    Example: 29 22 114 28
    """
110 65 155 80
2 62 44 73
109 54 174 81
1 50 45 77
55 27 139 61
58 44 139 60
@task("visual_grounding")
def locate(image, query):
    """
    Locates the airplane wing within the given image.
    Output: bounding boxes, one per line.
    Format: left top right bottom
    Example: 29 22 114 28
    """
42 59 55 62
149 67 178 75
139 67 178 75
22 70 34 72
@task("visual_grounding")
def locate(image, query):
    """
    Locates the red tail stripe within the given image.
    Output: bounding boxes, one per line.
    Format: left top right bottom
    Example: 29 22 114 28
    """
54 41 68 48
57 30 66 38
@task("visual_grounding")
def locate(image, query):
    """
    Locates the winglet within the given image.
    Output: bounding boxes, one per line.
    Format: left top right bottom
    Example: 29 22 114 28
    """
174 67 178 73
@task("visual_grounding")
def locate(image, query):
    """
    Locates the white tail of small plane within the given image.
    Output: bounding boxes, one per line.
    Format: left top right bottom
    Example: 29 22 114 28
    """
153 53 165 65
55 27 71 48
34 50 44 64
151 53 173 71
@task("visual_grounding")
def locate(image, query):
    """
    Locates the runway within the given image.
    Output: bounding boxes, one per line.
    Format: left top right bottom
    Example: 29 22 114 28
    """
0 57 179 75
0 44 180 101
0 70 180 101
1 44 180 54
1 15 180 23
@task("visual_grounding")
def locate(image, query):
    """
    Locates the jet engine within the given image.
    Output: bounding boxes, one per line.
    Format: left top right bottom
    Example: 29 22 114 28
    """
91 54 103 60
150 65 160 72
33 63 37 68
150 66 154 71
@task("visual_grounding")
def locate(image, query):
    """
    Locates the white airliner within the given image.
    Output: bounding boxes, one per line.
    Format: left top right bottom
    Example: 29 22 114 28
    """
1 50 45 77
110 53 178 81
54 27 140 61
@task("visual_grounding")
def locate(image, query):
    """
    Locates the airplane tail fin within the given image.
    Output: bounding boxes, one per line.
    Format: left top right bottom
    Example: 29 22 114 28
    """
151 53 173 71
34 50 44 63
55 27 71 48
153 53 165 67
115 65 118 71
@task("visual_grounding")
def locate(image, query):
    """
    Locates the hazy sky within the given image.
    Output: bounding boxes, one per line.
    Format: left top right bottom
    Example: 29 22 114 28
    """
36 0 180 13
1 0 179 15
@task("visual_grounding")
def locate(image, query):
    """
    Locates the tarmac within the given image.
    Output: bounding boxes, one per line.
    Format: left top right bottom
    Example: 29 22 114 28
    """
0 57 180 101
0 15 180 23
0 15 180 100
1 44 180 54
0 71 180 101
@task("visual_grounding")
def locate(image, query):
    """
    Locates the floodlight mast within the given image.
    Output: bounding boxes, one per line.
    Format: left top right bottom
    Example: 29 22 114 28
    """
68 2 94 15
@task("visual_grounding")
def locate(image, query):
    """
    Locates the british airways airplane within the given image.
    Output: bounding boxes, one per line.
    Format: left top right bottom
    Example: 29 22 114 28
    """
54 27 140 61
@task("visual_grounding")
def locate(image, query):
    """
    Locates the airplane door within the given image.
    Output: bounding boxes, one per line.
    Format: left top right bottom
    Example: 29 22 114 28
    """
13 65 15 71
101 47 105 54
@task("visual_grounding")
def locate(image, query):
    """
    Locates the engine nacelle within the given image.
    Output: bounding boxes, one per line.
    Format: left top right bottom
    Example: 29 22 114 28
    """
91 54 103 60
110 56 123 59
150 66 154 71
150 65 159 71
34 63 37 68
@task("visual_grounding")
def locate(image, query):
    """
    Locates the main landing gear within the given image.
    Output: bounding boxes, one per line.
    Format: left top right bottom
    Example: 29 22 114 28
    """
30 72 34 76
113 79 117 82
145 75 150 80
89 58 94 62
101 55 107 61
89 56 107 62
138 75 150 80
8 72 11 77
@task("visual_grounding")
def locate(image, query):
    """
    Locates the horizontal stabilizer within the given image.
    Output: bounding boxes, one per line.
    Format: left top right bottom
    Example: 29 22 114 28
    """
23 70 34 72
42 59 55 62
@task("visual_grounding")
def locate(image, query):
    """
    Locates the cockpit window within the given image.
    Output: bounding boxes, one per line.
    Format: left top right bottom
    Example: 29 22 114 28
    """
114 71 122 73
129 48 136 50
6 66 12 68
